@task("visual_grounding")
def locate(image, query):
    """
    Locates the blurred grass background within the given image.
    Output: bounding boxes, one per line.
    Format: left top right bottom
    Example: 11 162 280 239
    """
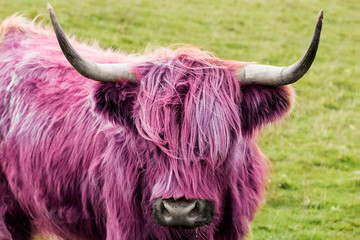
0 0 359 239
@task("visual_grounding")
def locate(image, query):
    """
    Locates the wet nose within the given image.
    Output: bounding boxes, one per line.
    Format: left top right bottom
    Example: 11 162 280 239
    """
152 198 214 228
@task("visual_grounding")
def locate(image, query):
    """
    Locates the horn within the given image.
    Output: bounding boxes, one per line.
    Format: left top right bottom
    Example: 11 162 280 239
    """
237 10 323 85
47 3 135 82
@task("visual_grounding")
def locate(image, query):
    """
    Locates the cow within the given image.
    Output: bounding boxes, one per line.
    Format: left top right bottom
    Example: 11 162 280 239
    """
0 4 323 240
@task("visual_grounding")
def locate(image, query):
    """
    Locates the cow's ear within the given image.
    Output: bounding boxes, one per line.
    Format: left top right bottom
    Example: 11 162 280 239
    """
239 85 294 136
93 81 138 129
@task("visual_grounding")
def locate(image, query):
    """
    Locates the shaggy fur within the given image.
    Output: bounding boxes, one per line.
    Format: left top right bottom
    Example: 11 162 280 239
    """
0 16 294 240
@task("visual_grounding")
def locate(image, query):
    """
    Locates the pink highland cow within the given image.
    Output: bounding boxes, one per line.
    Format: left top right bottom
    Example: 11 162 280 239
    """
0 4 323 240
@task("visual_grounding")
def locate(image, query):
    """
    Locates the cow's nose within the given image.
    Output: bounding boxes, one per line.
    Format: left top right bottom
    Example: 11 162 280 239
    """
152 198 214 228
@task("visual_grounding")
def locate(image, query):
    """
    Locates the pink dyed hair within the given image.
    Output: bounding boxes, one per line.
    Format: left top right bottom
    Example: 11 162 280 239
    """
0 16 294 240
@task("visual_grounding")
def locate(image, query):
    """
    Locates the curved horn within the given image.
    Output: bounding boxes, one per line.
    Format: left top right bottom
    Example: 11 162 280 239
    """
47 3 135 82
238 10 323 85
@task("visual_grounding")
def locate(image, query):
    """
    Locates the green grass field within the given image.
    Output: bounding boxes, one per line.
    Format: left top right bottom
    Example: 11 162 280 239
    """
0 0 359 239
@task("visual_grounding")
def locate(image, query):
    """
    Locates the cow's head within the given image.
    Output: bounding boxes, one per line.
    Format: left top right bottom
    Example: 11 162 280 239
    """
48 4 322 238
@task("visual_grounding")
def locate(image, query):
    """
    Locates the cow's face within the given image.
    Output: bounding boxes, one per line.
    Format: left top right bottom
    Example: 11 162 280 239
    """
94 49 294 237
132 52 243 231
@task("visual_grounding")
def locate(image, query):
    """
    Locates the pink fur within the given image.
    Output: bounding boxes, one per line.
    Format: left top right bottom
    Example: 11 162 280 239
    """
0 16 294 239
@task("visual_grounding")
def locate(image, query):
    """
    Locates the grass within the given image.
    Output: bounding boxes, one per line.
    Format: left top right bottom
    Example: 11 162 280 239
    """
0 0 359 239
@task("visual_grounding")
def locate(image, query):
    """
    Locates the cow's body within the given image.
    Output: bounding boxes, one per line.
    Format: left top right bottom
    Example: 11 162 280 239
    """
0 17 294 240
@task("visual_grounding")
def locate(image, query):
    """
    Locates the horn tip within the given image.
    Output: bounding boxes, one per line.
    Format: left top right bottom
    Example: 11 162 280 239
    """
47 3 54 13
316 10 324 32
318 10 324 21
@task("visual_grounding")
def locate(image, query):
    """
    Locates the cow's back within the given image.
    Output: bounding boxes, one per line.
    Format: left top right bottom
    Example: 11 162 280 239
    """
0 16 131 239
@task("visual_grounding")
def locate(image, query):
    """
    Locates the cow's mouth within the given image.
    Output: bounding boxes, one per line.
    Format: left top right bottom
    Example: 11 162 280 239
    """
152 198 214 229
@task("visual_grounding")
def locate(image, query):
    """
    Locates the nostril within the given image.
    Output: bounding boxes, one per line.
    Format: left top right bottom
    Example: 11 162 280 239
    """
188 200 200 217
195 201 200 211
160 201 171 218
